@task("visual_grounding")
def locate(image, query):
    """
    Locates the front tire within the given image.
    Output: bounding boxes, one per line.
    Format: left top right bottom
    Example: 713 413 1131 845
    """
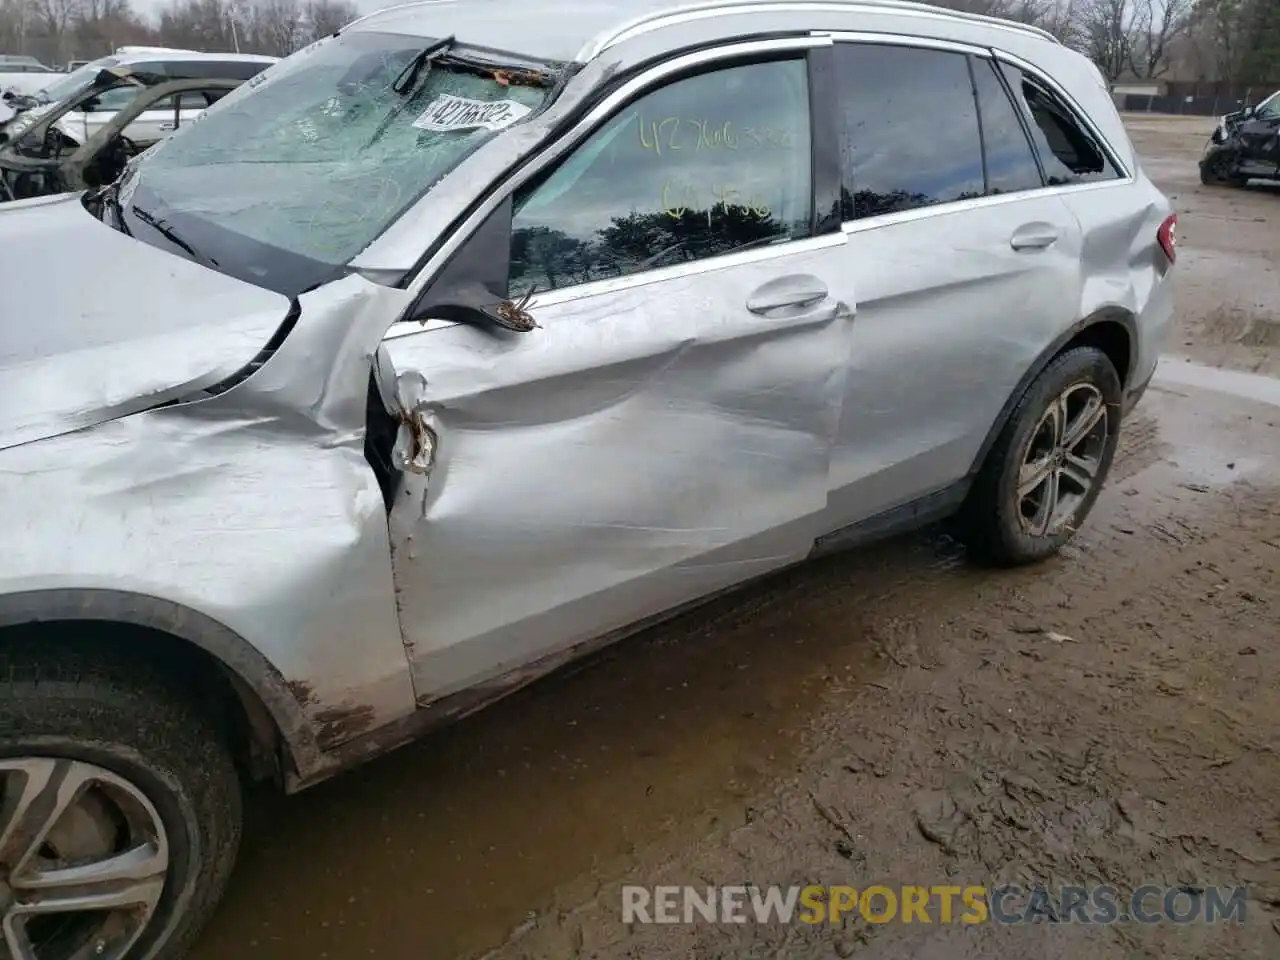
1200 151 1245 187
962 346 1122 567
0 641 243 960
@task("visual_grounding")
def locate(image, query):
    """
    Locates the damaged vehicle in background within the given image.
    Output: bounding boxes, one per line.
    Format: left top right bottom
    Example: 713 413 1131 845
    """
0 51 276 145
1200 87 1280 186
0 0 1175 957
0 55 58 107
0 75 251 202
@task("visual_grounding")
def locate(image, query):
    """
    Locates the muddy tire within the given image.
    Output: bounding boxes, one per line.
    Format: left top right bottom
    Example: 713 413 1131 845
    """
962 346 1122 567
1200 152 1245 187
0 640 243 960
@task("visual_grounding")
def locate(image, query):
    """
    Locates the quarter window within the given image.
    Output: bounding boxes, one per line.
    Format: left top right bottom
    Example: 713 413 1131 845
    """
509 58 813 297
1003 66 1120 184
835 43 984 220
971 56 1043 194
176 92 215 110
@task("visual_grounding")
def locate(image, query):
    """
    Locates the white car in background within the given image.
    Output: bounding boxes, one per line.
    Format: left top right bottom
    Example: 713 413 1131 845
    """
0 55 59 103
2 50 278 148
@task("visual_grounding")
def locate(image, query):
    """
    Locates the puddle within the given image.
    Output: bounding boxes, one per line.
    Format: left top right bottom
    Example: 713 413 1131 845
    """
192 530 974 960
189 363 1279 960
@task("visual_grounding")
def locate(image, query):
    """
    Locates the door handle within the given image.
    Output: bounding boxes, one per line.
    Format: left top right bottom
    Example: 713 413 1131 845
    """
746 274 829 315
1010 223 1061 251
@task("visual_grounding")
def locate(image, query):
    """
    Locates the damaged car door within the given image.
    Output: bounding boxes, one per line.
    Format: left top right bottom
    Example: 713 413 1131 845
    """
379 48 857 705
1236 96 1280 180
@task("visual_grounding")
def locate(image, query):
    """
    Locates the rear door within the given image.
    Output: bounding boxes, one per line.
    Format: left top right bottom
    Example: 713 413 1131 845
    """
819 38 1084 533
119 91 173 145
158 90 220 135
379 41 857 704
83 85 148 143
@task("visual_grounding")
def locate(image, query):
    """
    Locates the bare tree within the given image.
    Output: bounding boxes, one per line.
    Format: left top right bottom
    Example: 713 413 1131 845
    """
1128 0 1194 78
32 0 80 60
303 0 354 39
933 0 1083 44
1077 0 1136 80
74 0 149 58
157 0 235 52
0 0 31 51
251 0 302 55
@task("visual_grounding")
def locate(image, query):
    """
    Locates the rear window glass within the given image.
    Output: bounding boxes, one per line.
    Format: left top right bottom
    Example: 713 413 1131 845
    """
1002 65 1121 185
835 43 985 220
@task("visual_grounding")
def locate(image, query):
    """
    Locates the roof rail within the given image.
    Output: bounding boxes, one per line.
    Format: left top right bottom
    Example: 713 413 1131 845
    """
344 0 451 32
583 0 1061 60
857 0 1060 42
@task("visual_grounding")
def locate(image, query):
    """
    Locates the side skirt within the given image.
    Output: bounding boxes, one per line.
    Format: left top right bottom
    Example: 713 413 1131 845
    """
290 478 971 792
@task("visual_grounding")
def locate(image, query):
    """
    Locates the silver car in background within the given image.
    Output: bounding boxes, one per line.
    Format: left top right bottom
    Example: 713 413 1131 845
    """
0 1 1175 957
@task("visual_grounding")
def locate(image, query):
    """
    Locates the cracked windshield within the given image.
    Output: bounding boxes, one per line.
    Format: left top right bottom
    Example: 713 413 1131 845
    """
124 32 555 293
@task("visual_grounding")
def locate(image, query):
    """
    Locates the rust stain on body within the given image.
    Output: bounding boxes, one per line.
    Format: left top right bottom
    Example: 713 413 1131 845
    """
313 703 378 749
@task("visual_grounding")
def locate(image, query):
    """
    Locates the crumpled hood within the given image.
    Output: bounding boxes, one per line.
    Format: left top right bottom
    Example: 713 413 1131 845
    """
0 193 292 451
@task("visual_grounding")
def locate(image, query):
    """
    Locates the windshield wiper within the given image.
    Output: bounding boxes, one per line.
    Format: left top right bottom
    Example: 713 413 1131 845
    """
391 35 455 96
131 205 217 268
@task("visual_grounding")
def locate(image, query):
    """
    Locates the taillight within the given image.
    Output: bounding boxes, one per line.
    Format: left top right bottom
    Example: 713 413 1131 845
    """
1157 213 1177 265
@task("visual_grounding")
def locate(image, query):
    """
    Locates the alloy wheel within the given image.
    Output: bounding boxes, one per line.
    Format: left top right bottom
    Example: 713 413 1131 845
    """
1016 382 1109 538
0 758 169 960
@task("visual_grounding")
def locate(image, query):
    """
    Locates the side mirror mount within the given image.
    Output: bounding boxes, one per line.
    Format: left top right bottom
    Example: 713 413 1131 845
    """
421 281 538 333
405 194 536 334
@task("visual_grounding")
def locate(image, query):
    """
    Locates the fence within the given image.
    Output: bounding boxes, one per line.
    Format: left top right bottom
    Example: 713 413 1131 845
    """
1118 81 1278 117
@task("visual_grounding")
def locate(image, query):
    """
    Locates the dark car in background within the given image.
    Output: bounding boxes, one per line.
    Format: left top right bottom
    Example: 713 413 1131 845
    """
1200 89 1280 187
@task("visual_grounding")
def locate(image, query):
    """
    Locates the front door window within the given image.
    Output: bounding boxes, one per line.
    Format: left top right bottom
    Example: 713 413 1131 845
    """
508 57 814 297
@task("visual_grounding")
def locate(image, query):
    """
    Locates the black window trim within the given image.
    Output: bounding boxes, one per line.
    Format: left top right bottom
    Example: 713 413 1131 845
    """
966 54 993 195
822 33 1132 233
992 49 1131 181
402 34 836 322
981 53 1049 187
805 44 844 237
828 34 994 225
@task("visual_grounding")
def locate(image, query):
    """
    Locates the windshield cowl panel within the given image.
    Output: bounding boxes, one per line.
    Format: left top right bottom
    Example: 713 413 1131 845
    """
123 31 563 298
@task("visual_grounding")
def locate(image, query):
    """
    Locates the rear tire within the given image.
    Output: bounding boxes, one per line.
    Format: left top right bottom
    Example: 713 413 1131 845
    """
0 640 243 960
961 346 1122 567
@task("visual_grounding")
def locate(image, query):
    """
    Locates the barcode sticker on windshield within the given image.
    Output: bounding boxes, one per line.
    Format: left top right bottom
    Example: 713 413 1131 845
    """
411 94 531 133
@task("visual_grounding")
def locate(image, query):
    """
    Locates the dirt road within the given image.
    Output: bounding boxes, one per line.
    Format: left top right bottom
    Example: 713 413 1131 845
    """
189 114 1280 960
1126 114 1280 377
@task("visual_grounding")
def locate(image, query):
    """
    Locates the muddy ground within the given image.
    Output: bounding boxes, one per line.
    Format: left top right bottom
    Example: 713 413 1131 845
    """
189 114 1280 960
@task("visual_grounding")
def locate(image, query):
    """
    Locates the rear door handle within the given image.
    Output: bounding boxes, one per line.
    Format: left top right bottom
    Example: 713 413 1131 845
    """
746 274 829 315
1010 223 1061 251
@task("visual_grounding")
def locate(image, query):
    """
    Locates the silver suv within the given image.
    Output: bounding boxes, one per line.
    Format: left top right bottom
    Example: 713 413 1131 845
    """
0 1 1174 957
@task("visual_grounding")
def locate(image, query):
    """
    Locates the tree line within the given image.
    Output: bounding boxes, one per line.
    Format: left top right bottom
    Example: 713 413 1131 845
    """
0 0 1276 84
941 0 1277 83
0 0 359 64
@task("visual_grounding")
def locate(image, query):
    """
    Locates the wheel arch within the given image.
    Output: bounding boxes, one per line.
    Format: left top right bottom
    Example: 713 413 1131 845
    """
0 588 325 785
968 308 1137 478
